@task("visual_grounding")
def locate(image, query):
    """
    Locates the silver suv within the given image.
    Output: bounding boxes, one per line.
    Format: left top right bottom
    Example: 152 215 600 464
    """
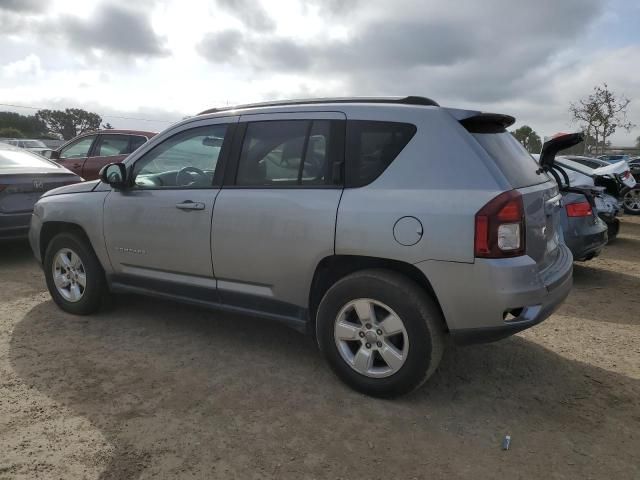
29 97 573 397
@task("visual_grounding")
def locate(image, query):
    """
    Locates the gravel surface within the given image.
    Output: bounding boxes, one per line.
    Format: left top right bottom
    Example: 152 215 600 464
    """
1 218 639 479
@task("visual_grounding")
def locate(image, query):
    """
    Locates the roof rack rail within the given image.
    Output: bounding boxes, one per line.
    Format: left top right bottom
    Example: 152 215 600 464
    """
197 96 439 115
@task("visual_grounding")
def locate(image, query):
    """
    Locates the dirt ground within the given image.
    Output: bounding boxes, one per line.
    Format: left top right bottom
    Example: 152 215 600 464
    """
1 219 639 480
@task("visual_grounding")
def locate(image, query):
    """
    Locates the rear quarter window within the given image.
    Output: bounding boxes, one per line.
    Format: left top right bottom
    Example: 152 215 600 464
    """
346 121 416 187
472 132 548 188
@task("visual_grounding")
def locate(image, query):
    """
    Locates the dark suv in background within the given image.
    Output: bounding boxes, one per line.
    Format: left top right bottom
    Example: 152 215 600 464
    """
50 130 156 180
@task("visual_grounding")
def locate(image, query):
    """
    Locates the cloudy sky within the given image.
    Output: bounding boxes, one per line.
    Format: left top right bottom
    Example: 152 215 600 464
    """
1 0 639 144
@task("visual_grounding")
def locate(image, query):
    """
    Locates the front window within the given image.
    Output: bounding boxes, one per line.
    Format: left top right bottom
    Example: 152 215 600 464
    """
132 125 227 189
59 136 96 159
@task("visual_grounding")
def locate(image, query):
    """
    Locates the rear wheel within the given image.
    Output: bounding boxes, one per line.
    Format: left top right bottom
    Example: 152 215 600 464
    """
316 269 445 398
622 187 640 215
44 232 107 315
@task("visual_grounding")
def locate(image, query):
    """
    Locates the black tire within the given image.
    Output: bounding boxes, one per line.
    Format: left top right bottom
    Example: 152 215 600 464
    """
316 269 445 398
44 232 108 315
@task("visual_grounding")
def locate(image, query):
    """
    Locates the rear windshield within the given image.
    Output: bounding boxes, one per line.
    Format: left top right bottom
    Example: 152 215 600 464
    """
0 149 59 169
472 132 548 188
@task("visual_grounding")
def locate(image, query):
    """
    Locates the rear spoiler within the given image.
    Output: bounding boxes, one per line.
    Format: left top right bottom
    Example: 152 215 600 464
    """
538 133 583 172
459 113 516 133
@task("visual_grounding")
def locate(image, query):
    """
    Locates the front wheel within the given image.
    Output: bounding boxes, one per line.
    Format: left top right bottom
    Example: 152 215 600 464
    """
316 269 445 398
44 232 108 315
622 187 640 215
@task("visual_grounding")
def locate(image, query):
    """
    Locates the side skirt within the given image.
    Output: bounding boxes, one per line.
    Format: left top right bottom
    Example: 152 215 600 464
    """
108 274 309 333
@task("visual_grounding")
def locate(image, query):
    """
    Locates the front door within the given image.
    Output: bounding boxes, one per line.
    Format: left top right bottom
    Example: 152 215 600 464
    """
56 134 97 177
82 133 130 180
212 112 345 313
103 117 236 288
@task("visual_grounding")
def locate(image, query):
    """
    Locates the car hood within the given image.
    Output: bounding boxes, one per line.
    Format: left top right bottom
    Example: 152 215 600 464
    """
40 179 99 198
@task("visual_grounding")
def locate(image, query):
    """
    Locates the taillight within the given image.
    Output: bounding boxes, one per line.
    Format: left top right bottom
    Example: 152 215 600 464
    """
621 171 631 180
475 190 525 258
566 201 592 217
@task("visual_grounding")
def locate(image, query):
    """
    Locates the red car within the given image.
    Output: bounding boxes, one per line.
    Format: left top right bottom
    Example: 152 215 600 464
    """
50 129 156 180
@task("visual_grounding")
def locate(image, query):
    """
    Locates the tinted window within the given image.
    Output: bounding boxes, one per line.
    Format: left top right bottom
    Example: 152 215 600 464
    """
133 125 226 189
96 135 130 156
59 136 96 159
346 121 416 187
473 132 548 188
129 136 147 152
236 120 333 186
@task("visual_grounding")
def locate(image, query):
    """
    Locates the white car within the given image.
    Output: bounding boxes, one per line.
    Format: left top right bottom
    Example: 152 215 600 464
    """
5 139 54 158
556 155 636 189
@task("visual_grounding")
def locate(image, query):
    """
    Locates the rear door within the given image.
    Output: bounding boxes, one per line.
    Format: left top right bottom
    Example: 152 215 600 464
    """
211 112 345 312
56 134 97 177
82 133 134 181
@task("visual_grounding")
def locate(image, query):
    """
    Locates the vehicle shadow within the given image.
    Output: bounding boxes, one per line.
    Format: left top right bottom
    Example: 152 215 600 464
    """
568 264 640 325
9 296 640 479
0 239 44 302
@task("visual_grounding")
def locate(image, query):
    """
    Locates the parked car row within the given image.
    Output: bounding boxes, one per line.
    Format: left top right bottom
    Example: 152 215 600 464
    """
0 96 629 397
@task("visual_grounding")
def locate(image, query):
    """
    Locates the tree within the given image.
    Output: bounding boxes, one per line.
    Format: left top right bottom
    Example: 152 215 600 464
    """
635 135 640 149
35 108 102 140
0 127 25 138
102 122 114 129
0 111 47 138
570 83 634 155
511 125 542 153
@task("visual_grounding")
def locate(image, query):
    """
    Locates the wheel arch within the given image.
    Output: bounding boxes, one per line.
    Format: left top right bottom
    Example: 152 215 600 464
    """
40 221 93 261
308 255 448 336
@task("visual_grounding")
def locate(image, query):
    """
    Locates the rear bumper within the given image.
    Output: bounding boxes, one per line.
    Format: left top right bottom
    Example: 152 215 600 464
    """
0 212 31 240
564 216 608 260
415 243 573 345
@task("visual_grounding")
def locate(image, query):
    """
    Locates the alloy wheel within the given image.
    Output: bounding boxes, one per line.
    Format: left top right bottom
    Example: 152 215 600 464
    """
334 298 409 378
623 188 640 213
52 248 87 303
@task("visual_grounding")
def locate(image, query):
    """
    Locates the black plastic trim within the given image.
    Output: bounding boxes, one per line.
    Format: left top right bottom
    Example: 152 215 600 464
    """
108 274 308 333
459 113 516 133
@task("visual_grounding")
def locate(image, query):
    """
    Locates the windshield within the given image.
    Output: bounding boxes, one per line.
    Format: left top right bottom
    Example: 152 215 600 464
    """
0 149 60 169
472 132 549 187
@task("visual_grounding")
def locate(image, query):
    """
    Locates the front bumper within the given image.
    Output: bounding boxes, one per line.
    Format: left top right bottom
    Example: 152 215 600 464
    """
415 243 573 345
28 213 42 263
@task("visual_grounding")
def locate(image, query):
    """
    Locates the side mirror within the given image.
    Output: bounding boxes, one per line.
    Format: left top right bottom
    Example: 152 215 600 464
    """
99 163 128 189
49 150 60 160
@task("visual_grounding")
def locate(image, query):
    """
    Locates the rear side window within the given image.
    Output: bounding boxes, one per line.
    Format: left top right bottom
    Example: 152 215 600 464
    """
130 135 147 152
96 135 130 156
236 120 336 186
472 132 547 188
346 121 416 187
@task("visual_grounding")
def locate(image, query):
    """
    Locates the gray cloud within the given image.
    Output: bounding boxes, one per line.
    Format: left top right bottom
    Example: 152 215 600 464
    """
216 0 275 31
198 0 603 104
57 5 168 58
0 0 43 12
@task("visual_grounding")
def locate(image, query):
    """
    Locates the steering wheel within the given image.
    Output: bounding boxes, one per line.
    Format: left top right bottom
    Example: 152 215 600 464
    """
176 166 208 187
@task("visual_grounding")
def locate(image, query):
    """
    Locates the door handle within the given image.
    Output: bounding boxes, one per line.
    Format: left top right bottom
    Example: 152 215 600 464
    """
175 201 205 210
